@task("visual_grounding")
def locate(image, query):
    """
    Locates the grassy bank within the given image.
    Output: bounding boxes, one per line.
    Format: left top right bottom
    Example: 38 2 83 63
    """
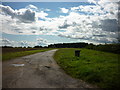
54 48 119 88
2 48 52 61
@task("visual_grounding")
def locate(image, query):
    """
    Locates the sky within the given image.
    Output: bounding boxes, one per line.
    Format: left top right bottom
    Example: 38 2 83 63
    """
0 0 120 47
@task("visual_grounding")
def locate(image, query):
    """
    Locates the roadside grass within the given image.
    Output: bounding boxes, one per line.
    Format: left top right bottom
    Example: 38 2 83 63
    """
2 48 52 61
54 48 120 88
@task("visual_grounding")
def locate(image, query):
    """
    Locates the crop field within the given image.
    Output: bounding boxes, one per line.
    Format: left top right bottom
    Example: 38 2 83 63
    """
2 47 52 61
54 48 120 88
2 47 46 54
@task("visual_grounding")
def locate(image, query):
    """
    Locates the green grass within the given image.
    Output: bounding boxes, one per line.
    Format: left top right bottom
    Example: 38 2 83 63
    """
2 48 52 61
54 48 120 88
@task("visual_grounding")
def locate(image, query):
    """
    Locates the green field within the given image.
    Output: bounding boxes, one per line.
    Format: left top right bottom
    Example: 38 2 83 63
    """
2 48 52 61
54 48 120 88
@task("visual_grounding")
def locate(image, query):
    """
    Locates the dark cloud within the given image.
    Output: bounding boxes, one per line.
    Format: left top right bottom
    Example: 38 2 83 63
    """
32 31 36 33
0 5 35 23
91 21 101 28
18 9 35 23
18 31 23 33
1 5 15 18
40 27 44 31
14 28 21 31
101 19 118 32
118 1 120 10
30 27 38 30
118 11 120 26
93 35 106 37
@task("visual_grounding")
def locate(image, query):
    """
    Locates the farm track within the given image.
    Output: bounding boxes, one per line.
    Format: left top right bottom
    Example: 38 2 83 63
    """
3 49 96 88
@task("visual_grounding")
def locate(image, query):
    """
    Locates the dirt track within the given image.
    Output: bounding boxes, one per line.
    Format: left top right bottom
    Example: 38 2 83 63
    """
3 49 95 88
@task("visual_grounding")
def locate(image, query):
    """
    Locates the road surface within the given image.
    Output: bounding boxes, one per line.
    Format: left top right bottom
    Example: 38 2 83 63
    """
3 49 96 88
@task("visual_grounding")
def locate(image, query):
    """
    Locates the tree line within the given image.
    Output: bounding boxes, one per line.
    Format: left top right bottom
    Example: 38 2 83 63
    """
1 42 120 54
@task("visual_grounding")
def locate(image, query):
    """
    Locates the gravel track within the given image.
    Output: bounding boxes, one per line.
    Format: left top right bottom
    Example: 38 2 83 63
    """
3 49 96 88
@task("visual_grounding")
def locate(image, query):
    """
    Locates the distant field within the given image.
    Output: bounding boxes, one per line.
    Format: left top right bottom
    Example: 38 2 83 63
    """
54 48 120 88
2 47 45 54
2 48 52 61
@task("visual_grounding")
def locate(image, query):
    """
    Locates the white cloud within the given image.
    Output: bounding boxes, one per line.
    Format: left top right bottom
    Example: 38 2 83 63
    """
87 0 97 4
0 38 12 46
45 9 51 11
0 4 50 23
60 8 69 13
0 1 119 44
36 38 48 46
56 1 119 43
0 4 50 35
71 6 79 11
26 4 38 10
88 0 120 4
0 38 38 47
98 0 120 4
35 11 48 19
19 41 36 47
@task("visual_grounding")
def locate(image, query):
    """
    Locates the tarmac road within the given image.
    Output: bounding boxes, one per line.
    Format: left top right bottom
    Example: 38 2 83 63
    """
2 49 96 88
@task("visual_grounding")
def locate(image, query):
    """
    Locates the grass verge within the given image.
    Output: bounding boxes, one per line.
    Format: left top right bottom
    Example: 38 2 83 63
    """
2 48 52 61
54 48 120 88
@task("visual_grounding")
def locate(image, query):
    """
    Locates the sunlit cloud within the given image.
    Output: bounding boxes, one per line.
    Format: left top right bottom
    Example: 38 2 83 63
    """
0 0 119 45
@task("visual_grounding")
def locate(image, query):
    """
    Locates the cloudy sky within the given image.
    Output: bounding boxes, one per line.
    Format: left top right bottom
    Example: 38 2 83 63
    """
0 0 119 47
